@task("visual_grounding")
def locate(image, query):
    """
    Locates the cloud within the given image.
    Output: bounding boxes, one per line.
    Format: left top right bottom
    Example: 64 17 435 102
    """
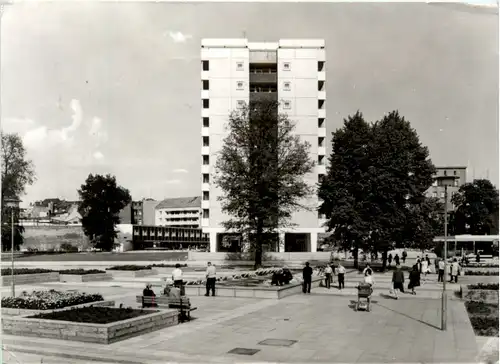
89 117 108 144
167 31 192 43
164 179 181 185
93 151 104 160
172 168 188 173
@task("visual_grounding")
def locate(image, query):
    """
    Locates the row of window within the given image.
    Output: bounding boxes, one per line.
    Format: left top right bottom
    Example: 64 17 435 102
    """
431 179 459 187
203 117 325 128
202 60 326 72
158 217 199 222
203 80 325 92
157 210 199 215
202 99 325 110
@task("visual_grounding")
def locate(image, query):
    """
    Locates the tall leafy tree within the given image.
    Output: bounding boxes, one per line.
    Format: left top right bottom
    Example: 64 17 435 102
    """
368 111 436 268
403 197 444 253
1 132 36 251
78 174 131 251
215 100 314 269
451 179 499 235
318 112 374 268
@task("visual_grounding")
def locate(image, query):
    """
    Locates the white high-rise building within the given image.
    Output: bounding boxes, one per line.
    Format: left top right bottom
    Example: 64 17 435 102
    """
200 39 327 253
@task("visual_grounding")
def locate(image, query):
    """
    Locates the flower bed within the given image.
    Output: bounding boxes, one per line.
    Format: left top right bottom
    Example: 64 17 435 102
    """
1 268 54 275
464 271 498 276
29 306 150 324
465 301 499 337
1 289 104 310
107 265 152 271
2 306 178 344
149 263 187 268
467 283 499 290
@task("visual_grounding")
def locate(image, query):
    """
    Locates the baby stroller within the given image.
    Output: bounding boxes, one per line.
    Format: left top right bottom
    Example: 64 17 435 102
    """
355 283 373 312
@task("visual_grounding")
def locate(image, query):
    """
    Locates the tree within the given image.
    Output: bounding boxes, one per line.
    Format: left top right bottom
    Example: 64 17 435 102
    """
318 112 374 268
78 174 131 251
403 197 444 253
368 111 436 269
1 132 36 251
451 179 499 235
319 111 436 270
214 100 314 269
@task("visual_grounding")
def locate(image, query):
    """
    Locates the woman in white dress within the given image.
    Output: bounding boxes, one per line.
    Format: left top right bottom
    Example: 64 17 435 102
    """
421 258 429 282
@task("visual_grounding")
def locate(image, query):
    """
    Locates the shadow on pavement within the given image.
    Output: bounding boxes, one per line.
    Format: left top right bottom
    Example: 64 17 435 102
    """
373 299 441 330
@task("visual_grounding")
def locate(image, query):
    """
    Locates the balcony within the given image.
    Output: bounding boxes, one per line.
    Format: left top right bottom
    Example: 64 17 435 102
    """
249 72 277 84
318 127 326 137
318 71 326 81
318 146 326 156
202 200 210 209
201 165 210 174
318 91 326 100
201 146 210 155
201 90 209 99
318 109 326 119
202 183 210 191
249 92 278 102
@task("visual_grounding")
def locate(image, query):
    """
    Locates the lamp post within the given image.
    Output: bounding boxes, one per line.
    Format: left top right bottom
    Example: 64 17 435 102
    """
4 197 21 297
435 175 459 331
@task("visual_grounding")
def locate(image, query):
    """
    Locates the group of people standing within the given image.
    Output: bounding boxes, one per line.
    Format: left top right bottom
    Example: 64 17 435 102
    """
319 261 347 291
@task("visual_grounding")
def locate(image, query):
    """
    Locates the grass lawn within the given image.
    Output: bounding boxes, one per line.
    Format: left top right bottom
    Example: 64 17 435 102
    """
29 306 154 324
465 301 499 337
6 252 188 262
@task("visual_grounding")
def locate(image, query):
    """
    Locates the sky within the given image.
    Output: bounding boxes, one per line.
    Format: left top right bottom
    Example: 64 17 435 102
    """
1 2 498 207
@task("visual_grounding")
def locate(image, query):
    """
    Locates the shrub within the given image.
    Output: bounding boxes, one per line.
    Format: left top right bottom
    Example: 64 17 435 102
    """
58 269 106 275
464 271 498 276
106 265 152 271
148 263 187 268
467 283 499 290
1 268 54 276
60 243 79 253
29 306 152 324
1 289 104 310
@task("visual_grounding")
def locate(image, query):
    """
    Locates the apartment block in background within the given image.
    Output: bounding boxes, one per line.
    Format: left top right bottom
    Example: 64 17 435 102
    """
201 38 326 253
427 166 468 210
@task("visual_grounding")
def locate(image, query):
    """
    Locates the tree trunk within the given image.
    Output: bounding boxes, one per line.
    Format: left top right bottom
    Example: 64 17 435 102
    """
254 222 263 270
382 249 388 271
353 241 358 269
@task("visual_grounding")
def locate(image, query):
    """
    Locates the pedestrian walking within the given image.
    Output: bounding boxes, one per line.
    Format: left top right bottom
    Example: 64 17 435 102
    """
438 258 445 282
337 262 346 290
388 253 393 267
391 264 405 299
302 262 313 294
421 258 429 282
402 250 407 264
416 257 422 273
362 263 373 276
408 264 421 295
324 264 333 289
205 262 216 297
394 254 400 266
172 263 184 296
450 258 460 283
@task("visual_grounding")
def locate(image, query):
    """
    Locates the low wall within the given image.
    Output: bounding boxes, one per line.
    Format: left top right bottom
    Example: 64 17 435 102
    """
106 269 155 278
1 272 60 286
2 308 178 344
185 277 322 299
2 300 115 317
188 252 331 262
59 273 113 283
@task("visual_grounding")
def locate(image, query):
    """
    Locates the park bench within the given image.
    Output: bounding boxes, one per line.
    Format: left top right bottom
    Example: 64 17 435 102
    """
136 295 197 322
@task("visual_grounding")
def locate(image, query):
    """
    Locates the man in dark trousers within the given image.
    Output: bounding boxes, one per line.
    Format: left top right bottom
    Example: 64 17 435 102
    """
205 262 216 296
302 262 313 294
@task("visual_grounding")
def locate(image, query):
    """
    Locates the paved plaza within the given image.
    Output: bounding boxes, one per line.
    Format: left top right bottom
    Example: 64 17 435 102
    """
1 270 487 364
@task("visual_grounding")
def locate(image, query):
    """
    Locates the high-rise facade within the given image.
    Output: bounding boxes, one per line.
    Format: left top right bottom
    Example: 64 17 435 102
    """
201 39 326 253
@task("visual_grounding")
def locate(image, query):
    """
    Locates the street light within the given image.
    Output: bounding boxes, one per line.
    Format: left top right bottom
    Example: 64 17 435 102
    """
435 175 459 331
4 196 21 297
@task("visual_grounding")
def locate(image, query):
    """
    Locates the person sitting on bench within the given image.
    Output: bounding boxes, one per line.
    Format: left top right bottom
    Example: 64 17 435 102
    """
163 282 180 298
142 284 157 307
